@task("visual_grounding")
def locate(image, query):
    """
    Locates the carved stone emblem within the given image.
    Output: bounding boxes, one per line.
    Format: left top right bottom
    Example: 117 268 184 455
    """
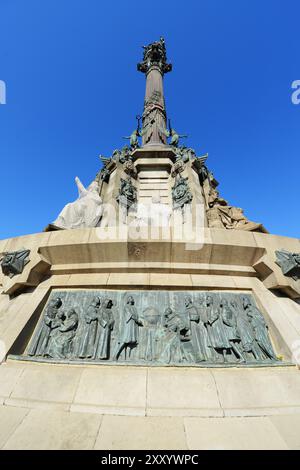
128 244 146 258
1 249 30 278
275 249 300 281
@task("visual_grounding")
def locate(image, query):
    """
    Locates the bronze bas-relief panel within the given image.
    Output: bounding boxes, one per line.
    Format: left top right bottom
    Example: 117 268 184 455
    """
24 290 279 366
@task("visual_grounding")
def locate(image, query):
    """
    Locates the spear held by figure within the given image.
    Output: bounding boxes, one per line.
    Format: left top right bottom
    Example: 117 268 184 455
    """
123 115 153 149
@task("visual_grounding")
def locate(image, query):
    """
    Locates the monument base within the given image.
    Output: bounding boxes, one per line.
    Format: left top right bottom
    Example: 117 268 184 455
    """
1 227 300 365
0 359 300 449
1 227 300 449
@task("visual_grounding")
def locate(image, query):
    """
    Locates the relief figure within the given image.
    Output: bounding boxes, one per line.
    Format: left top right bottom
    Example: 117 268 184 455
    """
46 309 79 359
77 297 101 359
113 296 142 361
95 298 115 360
28 297 63 357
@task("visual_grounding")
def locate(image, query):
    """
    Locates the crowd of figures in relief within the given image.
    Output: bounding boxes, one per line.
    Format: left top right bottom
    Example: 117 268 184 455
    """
26 290 278 365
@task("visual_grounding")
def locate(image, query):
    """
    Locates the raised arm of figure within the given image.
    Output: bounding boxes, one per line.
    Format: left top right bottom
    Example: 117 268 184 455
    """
75 177 88 198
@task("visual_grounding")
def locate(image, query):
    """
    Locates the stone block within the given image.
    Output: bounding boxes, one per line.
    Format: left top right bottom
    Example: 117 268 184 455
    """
147 368 222 417
6 364 83 410
72 366 147 416
0 363 24 400
213 367 300 416
270 414 300 449
2 408 102 450
184 416 288 450
149 273 192 287
107 273 150 287
94 415 187 450
0 405 29 449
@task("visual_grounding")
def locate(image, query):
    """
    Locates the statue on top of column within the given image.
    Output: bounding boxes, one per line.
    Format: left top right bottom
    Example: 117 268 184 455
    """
137 38 172 145
138 37 172 75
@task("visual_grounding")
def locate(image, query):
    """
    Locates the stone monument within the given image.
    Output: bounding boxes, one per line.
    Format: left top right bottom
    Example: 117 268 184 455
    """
1 38 300 371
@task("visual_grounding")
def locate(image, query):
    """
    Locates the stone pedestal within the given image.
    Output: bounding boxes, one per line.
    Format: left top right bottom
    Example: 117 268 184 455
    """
1 227 300 365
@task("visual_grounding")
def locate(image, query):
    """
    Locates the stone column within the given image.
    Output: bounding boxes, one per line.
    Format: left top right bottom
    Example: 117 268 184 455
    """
142 66 167 145
137 37 172 147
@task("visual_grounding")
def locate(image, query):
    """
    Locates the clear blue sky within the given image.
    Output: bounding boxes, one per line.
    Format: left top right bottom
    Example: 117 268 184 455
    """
0 0 299 240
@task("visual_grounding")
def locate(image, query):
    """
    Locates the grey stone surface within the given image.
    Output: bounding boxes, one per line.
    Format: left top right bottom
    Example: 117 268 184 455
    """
94 415 187 450
212 367 300 416
2 361 299 419
2 408 102 450
1 401 299 449
184 416 289 450
0 363 24 400
147 368 222 417
72 366 147 416
270 414 300 449
0 405 29 448
6 364 83 409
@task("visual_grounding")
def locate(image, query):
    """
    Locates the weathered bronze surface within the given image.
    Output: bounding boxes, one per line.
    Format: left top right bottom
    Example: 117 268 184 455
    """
25 290 279 365
161 127 188 147
116 176 137 220
172 175 193 210
276 249 300 281
1 249 30 278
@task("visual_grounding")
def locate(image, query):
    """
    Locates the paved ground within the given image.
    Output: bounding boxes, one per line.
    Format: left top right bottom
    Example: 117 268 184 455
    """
0 360 300 449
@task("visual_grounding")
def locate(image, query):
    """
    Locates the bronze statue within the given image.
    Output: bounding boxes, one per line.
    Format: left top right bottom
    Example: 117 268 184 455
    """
162 128 188 147
138 37 172 75
123 129 140 149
